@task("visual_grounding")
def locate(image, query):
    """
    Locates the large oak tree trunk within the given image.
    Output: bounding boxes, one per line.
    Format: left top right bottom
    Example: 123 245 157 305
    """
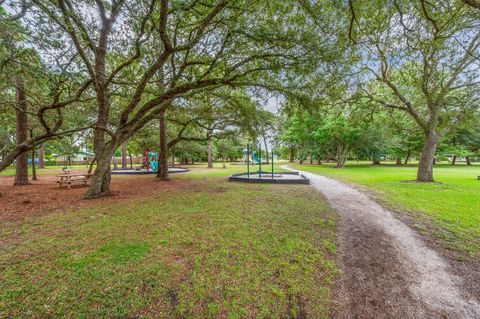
86 38 113 198
121 142 127 169
85 150 112 198
335 157 346 168
157 110 169 180
336 157 346 168
207 137 213 168
86 80 115 197
86 114 112 197
416 131 439 182
14 76 29 186
396 157 402 165
85 143 110 199
335 143 347 168
38 145 45 168
289 144 295 162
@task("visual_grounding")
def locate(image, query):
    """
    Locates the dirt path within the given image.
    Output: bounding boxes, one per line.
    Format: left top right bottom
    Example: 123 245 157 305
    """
284 166 480 319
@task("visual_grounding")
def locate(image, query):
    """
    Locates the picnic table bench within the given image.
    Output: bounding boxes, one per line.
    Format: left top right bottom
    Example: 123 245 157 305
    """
56 173 93 188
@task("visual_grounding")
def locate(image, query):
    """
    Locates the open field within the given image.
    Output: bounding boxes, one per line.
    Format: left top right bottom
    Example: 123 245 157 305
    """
0 167 337 318
292 162 480 257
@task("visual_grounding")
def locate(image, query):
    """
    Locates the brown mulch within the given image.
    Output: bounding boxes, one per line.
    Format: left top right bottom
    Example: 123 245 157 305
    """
0 168 195 222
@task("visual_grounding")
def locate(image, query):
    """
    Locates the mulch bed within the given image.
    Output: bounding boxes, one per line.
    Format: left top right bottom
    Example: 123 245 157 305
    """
0 169 194 222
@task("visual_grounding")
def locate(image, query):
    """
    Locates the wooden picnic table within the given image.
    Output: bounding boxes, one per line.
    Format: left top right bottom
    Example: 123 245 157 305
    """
56 173 93 188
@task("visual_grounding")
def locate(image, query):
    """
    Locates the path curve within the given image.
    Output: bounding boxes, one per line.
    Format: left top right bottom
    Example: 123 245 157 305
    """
283 166 480 319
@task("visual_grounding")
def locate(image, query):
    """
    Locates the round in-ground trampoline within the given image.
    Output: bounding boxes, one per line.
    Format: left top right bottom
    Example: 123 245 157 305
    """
111 167 189 175
230 144 309 184
229 171 309 184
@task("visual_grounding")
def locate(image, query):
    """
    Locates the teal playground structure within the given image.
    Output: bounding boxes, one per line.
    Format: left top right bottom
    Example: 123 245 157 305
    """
111 151 189 175
251 151 261 164
146 151 159 172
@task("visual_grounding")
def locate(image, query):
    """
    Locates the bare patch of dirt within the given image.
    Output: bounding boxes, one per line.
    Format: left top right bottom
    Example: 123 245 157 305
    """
331 213 439 318
0 168 195 222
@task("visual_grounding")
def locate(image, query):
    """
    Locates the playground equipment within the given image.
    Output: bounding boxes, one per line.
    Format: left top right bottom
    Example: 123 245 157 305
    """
241 148 261 164
111 167 189 175
111 151 189 175
251 151 261 164
229 144 309 184
145 151 159 172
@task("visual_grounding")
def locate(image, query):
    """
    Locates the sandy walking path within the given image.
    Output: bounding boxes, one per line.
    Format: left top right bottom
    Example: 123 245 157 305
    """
284 166 480 319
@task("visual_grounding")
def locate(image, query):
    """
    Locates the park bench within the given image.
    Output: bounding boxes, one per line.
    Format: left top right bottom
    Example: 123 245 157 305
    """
56 173 92 189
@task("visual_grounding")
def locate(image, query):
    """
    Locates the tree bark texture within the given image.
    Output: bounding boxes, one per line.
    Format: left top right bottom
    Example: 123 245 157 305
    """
207 137 213 168
335 142 348 168
31 147 37 180
416 131 439 182
38 144 45 168
157 110 169 180
14 76 29 185
121 142 127 169
289 144 295 162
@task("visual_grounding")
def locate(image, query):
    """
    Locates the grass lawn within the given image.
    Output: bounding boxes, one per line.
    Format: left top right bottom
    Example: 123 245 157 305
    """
0 171 337 318
291 162 480 257
0 164 91 176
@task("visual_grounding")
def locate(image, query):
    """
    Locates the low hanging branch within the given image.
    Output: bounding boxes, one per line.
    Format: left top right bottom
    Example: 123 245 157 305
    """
0 125 92 172
347 0 357 44
0 77 94 172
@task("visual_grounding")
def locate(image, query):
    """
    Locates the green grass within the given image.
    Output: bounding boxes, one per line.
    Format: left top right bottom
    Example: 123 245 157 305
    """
0 175 337 318
0 164 91 176
182 162 289 179
291 162 480 257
